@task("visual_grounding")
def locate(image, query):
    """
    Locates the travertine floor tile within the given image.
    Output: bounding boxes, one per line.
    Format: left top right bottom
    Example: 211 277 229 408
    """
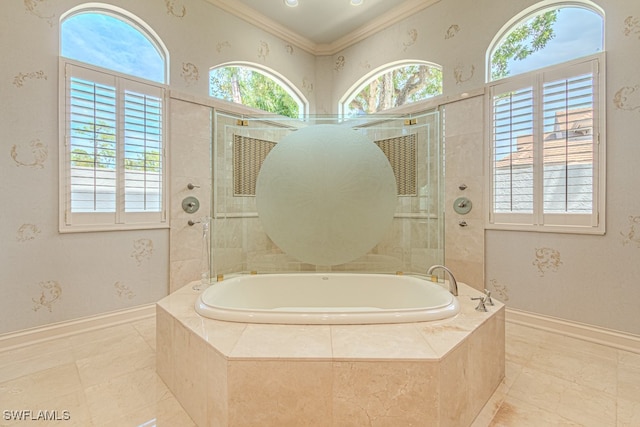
2 314 638 427
0 363 83 407
76 343 155 388
618 361 640 403
84 365 172 426
618 397 640 427
0 343 75 384
131 316 157 346
508 366 616 424
488 396 578 426
526 342 617 395
93 394 195 427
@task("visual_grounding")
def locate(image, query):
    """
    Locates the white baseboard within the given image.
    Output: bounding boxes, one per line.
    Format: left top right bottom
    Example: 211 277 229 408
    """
506 308 640 354
0 304 156 352
2 305 638 354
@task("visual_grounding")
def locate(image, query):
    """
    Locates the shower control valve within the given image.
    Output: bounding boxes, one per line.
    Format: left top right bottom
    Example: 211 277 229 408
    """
453 197 472 215
182 196 200 214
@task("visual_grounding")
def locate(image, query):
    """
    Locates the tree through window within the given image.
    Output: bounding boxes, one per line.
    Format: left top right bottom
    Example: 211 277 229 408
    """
60 7 167 231
341 63 442 118
209 65 305 119
489 6 602 81
487 2 605 234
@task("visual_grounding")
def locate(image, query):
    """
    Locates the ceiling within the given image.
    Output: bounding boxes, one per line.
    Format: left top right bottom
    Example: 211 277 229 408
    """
206 0 440 55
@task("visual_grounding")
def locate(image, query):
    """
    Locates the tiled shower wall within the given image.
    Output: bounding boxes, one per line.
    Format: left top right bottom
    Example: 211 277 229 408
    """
169 96 212 293
443 95 485 290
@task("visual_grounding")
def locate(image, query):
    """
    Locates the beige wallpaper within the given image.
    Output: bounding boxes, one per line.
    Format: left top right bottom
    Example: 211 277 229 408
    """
327 0 640 336
3 0 640 338
0 0 317 335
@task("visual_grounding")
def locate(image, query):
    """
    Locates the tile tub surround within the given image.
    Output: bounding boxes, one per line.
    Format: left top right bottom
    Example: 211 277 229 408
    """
156 281 505 426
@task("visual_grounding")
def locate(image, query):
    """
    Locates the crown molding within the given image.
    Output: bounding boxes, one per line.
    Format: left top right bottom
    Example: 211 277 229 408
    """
204 0 318 54
317 0 441 55
204 0 440 56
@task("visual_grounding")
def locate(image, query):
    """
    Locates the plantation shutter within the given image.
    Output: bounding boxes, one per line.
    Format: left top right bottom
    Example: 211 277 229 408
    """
65 64 118 226
490 76 535 225
541 60 598 227
488 56 602 232
62 62 166 230
122 79 164 222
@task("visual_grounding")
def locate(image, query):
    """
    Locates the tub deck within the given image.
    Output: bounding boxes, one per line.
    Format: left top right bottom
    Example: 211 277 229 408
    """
157 281 505 426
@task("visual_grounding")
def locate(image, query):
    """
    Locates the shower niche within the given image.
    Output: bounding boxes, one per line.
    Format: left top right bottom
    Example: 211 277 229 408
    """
210 111 444 278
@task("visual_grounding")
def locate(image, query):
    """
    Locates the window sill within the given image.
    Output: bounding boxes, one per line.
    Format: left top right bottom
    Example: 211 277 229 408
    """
485 222 605 235
59 223 170 234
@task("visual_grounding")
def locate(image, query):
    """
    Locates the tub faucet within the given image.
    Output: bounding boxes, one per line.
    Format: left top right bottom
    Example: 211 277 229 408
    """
427 265 459 296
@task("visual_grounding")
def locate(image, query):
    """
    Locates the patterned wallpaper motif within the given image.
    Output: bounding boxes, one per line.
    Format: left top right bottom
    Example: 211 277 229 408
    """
402 29 418 51
258 41 270 60
445 25 460 40
16 224 41 242
216 41 231 53
613 86 640 111
32 281 62 312
165 0 186 18
488 278 509 302
131 239 153 266
285 44 294 55
334 56 345 72
181 62 199 86
10 139 47 168
532 247 562 276
13 70 47 88
114 281 136 299
453 64 474 85
302 77 314 96
621 216 640 248
24 0 55 26
623 16 640 38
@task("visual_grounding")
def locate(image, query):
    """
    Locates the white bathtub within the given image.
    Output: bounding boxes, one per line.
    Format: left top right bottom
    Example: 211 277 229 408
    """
194 273 460 324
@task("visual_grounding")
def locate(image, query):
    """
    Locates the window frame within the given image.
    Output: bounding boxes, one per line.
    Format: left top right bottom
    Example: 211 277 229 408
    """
339 60 443 119
59 58 169 233
209 62 308 119
485 53 606 234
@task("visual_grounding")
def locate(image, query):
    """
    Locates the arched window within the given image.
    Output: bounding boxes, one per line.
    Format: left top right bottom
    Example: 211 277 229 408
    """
59 5 168 231
61 8 167 83
486 2 605 234
340 61 443 118
488 5 603 81
209 64 306 119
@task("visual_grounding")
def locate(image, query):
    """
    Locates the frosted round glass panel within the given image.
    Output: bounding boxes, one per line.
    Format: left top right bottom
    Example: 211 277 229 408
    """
256 124 397 266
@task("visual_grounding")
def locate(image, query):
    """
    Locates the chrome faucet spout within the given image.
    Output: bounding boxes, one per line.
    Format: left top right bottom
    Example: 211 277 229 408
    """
427 265 459 296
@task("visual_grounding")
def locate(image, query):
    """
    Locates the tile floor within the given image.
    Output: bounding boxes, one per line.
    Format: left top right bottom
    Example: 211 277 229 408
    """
0 317 638 426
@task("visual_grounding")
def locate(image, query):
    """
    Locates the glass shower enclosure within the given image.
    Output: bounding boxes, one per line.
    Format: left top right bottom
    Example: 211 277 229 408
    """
209 111 443 279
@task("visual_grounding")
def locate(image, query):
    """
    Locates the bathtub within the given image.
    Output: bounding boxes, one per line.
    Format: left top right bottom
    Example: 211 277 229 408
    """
194 273 460 324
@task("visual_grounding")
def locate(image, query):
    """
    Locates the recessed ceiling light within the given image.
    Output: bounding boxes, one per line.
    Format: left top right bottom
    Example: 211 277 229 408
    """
350 0 363 5
284 0 298 7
